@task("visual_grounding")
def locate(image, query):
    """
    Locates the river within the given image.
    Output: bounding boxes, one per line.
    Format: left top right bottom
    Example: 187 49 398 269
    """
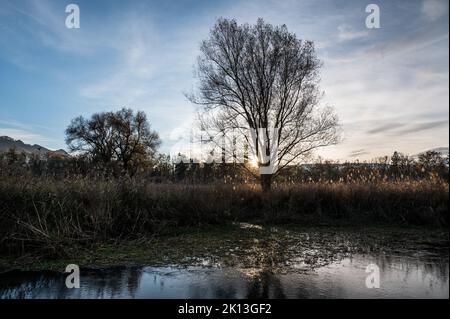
0 253 448 298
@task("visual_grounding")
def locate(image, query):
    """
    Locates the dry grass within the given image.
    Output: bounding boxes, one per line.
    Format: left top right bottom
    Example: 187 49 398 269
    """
0 176 448 256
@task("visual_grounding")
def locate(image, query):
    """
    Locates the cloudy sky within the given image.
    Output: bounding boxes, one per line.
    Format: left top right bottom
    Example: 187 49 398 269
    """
0 0 448 161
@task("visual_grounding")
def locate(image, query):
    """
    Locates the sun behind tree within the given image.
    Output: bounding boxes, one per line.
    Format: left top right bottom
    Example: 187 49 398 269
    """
190 18 340 191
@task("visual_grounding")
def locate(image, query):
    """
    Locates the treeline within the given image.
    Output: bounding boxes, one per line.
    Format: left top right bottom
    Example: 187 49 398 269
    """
0 147 448 184
2 108 447 184
0 149 247 182
282 151 449 183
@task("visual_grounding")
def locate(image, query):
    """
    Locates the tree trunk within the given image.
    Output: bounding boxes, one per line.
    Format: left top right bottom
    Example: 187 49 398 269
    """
260 174 273 192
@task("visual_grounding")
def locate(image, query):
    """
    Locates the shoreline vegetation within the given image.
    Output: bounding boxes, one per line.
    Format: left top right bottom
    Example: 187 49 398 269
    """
0 174 448 273
0 222 448 273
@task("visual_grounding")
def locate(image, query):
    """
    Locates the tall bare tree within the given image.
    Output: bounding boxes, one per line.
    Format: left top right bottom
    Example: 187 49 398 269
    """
190 18 340 191
65 108 160 175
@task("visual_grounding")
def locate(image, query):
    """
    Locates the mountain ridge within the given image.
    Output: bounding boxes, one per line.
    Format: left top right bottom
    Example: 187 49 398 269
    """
0 136 68 156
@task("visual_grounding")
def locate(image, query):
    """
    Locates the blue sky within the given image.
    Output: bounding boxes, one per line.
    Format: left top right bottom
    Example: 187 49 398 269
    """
0 0 448 161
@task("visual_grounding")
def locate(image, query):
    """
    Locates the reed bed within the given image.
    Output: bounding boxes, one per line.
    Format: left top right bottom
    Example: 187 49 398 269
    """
0 176 447 256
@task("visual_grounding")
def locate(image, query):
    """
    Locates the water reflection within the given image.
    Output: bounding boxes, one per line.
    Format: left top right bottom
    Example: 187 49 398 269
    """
0 254 448 299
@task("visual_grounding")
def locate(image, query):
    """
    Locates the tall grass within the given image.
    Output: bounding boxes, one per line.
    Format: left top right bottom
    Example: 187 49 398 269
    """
0 176 448 256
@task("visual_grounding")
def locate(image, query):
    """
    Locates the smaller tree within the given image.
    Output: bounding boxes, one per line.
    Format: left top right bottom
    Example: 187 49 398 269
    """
65 108 160 175
65 112 116 165
390 151 403 178
109 108 160 173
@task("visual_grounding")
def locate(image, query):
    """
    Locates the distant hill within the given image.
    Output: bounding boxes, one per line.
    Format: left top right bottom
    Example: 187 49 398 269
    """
0 136 68 156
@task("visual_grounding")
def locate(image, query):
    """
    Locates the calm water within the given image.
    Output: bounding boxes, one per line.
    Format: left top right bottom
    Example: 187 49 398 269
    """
0 254 448 299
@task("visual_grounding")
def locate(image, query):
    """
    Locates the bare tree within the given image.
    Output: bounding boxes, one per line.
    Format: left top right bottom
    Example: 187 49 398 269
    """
65 108 160 175
190 18 340 191
109 108 160 172
66 111 116 165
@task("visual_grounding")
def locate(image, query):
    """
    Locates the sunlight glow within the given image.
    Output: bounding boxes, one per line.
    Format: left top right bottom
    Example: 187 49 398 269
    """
250 158 259 168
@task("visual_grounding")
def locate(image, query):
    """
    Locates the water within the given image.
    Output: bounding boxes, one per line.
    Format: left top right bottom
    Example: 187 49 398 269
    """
0 254 448 299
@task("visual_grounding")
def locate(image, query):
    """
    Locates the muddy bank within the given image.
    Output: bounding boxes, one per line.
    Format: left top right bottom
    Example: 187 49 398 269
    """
1 223 448 273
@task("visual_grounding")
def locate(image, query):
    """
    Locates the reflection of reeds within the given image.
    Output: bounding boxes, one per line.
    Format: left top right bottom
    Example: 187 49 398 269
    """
0 176 447 256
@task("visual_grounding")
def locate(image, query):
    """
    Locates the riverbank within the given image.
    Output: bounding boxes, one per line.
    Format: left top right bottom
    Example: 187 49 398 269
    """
1 176 448 258
1 223 448 273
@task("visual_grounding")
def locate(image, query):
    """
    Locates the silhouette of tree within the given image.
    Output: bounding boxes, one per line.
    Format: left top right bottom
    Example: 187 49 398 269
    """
190 18 340 191
65 108 160 175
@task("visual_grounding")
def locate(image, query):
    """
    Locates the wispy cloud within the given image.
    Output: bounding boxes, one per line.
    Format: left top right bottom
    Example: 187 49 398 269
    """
0 0 448 160
366 122 404 135
422 0 449 21
397 120 449 134
0 128 54 145
0 118 60 149
367 120 449 135
349 149 370 158
79 13 160 103
337 24 369 42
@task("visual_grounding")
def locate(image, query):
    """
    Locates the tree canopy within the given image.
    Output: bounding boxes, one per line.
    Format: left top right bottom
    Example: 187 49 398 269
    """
190 18 340 190
65 108 160 175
